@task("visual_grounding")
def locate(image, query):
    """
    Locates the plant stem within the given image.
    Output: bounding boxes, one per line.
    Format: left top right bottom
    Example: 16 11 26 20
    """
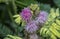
6 1 15 23
11 0 17 14
15 1 27 7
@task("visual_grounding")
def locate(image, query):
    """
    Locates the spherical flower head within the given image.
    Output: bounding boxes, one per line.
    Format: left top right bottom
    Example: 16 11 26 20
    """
20 7 32 23
36 11 48 24
25 21 38 33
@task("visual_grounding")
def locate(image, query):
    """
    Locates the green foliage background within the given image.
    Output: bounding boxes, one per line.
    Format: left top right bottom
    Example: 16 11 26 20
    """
0 0 60 39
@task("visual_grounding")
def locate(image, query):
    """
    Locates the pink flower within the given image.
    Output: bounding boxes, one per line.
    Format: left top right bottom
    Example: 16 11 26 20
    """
20 7 32 23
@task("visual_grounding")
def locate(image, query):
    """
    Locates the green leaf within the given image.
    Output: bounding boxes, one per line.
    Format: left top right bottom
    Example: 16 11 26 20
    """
4 35 22 39
29 4 39 11
13 14 20 17
53 0 60 8
13 14 22 25
56 8 59 17
40 4 51 12
0 23 13 35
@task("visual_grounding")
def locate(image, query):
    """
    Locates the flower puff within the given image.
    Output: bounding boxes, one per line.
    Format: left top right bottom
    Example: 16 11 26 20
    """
20 7 32 23
25 21 38 33
36 11 48 24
